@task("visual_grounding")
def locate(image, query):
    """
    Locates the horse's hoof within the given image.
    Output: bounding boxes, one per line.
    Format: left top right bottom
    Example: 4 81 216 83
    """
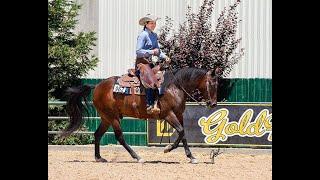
164 144 172 153
95 157 108 162
190 158 198 164
137 158 145 163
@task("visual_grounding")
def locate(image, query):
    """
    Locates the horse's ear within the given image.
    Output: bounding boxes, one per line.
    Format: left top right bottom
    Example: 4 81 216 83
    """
215 66 223 77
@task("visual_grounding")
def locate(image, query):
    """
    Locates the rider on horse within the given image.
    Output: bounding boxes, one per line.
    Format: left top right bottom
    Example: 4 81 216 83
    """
135 14 171 114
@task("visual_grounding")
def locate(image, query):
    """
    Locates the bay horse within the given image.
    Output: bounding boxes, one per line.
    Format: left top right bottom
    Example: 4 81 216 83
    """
62 65 220 164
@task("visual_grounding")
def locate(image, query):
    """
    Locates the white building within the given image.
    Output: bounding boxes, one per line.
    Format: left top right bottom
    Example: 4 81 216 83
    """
75 0 272 79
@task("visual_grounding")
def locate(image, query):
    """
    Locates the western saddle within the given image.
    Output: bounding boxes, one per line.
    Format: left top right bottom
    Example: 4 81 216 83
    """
115 66 164 95
117 69 140 88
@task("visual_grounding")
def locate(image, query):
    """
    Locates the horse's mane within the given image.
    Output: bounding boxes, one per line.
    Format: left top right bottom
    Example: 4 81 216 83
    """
161 67 208 90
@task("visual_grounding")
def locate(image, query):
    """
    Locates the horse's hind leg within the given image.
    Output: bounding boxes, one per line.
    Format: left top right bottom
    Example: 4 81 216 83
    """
112 119 144 163
94 111 111 162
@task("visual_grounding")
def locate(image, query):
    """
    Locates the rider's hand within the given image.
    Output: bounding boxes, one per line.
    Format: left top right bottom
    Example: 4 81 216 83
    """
152 49 159 55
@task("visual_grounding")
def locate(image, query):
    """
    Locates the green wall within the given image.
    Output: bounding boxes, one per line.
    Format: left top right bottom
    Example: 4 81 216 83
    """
219 78 272 102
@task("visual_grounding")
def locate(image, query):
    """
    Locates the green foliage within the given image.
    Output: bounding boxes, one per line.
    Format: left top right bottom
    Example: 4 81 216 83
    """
48 119 94 145
48 0 98 98
48 95 93 145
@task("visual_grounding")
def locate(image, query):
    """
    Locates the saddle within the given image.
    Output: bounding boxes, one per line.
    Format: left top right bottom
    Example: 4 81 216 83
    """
114 66 164 95
118 69 140 87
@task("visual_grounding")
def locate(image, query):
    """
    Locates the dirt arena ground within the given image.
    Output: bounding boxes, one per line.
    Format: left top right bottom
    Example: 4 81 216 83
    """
48 145 272 180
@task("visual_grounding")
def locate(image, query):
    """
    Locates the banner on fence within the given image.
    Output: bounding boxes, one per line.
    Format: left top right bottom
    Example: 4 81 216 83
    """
148 103 272 146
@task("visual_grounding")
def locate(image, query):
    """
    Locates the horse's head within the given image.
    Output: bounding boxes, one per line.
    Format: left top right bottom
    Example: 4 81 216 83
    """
137 63 159 89
198 67 222 108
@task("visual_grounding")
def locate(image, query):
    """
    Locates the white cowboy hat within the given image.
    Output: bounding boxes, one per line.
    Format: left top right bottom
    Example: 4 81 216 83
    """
139 14 160 26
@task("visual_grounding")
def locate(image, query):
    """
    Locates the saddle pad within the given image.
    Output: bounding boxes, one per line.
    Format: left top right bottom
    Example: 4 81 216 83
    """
113 83 145 95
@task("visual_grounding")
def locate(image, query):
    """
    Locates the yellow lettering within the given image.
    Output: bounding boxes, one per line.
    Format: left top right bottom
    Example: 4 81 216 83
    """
268 133 272 141
239 109 253 135
198 108 229 144
254 110 268 136
264 112 272 141
199 109 228 135
225 122 239 135
156 120 174 136
246 123 256 135
205 119 227 144
264 114 272 131
198 108 272 144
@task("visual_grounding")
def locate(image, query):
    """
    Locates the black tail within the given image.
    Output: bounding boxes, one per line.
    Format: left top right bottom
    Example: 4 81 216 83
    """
60 84 95 138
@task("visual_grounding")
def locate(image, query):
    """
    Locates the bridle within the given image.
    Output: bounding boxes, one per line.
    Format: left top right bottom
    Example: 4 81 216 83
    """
206 77 213 105
167 64 216 107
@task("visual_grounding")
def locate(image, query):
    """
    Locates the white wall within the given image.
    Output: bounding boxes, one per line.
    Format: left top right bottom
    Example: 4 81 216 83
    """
76 0 272 79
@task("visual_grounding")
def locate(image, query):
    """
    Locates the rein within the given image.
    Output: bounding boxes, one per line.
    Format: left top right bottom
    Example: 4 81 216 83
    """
167 64 209 107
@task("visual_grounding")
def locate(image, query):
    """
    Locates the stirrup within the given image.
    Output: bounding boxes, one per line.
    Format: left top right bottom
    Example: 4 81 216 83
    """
146 105 153 114
151 106 160 114
146 105 160 114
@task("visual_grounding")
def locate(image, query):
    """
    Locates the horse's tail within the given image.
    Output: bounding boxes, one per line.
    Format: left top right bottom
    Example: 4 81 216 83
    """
60 84 95 138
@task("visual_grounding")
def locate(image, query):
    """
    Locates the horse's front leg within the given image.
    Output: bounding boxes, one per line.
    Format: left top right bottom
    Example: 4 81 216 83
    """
163 112 198 164
162 111 184 153
177 113 197 163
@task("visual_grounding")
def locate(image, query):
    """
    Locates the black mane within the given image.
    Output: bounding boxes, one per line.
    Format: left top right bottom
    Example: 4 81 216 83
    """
161 67 208 90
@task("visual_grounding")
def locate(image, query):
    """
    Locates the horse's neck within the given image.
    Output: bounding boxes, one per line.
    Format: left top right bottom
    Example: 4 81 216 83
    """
163 68 203 96
175 77 199 94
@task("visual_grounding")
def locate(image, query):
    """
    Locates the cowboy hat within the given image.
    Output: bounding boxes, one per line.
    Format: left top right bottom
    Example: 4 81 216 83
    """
139 14 160 26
